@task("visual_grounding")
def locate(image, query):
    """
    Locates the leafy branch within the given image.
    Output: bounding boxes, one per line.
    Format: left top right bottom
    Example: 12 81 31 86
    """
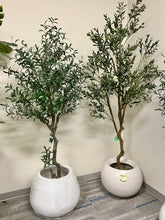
155 55 165 128
41 146 53 169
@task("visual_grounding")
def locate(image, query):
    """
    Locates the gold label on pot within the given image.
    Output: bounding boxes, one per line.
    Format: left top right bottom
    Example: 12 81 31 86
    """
120 174 127 182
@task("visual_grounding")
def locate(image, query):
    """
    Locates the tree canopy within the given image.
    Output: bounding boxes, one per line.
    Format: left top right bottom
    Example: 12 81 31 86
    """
3 18 84 125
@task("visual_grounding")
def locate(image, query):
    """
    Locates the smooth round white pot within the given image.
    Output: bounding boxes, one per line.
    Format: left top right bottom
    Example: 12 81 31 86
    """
101 158 143 197
30 165 80 218
159 203 165 220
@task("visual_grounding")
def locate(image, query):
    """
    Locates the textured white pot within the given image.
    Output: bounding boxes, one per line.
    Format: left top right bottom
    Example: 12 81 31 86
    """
101 158 143 197
159 203 165 220
30 165 80 218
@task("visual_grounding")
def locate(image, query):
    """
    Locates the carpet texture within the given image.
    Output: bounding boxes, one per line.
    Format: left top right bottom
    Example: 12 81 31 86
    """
0 173 162 220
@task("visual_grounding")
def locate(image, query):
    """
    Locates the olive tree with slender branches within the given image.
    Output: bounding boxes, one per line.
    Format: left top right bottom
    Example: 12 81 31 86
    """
3 18 85 178
85 0 159 169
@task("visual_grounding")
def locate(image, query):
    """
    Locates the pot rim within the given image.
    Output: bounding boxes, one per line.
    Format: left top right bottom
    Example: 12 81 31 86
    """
36 164 73 181
106 157 138 171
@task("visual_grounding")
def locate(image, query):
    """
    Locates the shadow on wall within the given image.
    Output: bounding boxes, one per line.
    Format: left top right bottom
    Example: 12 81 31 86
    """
126 99 165 170
58 103 119 174
126 103 146 151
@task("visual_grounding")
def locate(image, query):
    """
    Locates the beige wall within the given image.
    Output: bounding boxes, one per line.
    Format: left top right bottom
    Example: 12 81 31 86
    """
0 0 164 196
127 0 165 195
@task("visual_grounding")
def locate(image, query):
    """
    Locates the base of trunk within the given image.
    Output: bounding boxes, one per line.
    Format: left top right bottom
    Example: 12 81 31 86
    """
41 166 67 179
110 162 133 170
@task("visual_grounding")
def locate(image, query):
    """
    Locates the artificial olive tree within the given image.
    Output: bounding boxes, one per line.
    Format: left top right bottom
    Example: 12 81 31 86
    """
3 18 85 178
85 0 159 169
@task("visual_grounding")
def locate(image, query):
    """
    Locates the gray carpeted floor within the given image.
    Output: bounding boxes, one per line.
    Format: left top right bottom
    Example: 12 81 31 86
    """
0 173 163 220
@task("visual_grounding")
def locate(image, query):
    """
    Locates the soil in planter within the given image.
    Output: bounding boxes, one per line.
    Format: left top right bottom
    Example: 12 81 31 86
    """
40 166 69 179
110 163 133 170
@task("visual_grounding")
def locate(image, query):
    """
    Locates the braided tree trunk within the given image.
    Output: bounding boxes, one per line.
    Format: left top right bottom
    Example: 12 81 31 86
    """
47 114 61 178
116 128 124 169
106 92 126 169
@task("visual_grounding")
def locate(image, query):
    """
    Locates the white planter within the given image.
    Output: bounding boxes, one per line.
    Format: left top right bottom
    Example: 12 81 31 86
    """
159 203 165 220
30 165 80 218
101 158 143 197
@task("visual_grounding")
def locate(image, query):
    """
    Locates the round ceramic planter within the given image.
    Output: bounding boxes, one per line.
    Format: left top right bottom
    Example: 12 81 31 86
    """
101 158 143 197
159 203 165 220
30 165 80 218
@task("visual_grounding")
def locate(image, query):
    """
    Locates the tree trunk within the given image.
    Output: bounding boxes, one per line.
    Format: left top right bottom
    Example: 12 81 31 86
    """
116 131 124 169
50 132 61 179
116 91 125 169
106 93 125 169
47 114 61 179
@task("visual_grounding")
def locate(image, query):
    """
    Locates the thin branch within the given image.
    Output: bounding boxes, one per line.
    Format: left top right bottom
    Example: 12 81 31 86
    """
106 92 118 134
104 110 113 121
121 104 127 122
118 91 123 130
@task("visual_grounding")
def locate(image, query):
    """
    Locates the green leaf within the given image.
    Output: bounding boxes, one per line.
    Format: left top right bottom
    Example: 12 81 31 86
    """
0 13 4 19
0 6 3 12
0 41 14 54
